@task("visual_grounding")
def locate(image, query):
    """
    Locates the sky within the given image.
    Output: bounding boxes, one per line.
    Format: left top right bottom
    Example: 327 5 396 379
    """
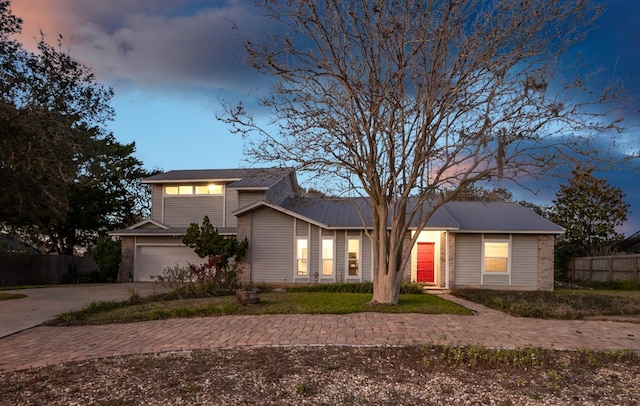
8 0 640 235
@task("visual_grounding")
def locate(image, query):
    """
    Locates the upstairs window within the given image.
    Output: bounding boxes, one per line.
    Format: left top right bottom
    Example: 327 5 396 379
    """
165 184 223 195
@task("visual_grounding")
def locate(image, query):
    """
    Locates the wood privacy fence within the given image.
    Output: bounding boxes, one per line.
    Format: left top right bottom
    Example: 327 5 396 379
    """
568 254 640 283
0 254 98 286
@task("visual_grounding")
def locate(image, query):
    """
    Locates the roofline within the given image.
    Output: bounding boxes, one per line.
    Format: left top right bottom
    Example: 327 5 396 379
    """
142 178 242 184
235 201 330 229
230 186 270 191
450 230 565 234
126 218 169 230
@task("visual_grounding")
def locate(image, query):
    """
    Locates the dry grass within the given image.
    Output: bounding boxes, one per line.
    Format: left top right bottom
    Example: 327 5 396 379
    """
2 346 638 405
451 288 640 320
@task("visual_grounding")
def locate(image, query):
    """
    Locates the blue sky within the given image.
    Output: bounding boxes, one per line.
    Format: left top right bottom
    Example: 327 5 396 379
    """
10 0 640 234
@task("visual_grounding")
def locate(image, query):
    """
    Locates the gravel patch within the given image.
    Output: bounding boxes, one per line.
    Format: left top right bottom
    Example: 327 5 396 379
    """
2 346 639 405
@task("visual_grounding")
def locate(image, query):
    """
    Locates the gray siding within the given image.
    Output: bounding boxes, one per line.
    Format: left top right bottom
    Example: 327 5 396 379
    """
225 188 239 228
453 234 482 286
336 232 346 282
238 191 266 208
151 185 163 221
309 225 320 281
251 207 294 283
295 219 308 236
511 235 539 288
362 234 373 282
163 196 224 228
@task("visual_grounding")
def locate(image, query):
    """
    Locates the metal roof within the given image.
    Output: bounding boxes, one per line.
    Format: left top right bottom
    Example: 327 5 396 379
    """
240 198 564 233
277 198 459 229
142 168 293 189
440 201 565 233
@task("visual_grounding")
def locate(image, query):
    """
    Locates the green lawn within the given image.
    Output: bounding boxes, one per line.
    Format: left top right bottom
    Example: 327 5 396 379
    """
48 291 472 326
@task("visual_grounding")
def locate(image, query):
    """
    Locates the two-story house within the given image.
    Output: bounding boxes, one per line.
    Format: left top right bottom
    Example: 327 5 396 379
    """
111 167 564 290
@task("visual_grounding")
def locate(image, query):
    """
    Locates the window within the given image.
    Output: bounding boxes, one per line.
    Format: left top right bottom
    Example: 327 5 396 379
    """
484 241 509 273
347 238 360 276
165 184 223 195
296 239 308 276
195 184 223 195
321 239 334 276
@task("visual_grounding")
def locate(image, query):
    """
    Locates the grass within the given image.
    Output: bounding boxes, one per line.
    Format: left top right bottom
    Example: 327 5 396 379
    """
451 288 640 319
48 290 472 326
0 292 27 301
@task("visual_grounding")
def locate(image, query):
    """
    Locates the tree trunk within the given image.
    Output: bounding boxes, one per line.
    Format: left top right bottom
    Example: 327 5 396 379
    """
369 204 404 305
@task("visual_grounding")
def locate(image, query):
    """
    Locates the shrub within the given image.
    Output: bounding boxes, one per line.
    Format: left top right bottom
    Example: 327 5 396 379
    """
152 258 242 299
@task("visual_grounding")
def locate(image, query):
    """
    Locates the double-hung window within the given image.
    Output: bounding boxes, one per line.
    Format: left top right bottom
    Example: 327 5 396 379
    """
321 239 334 276
296 238 308 276
483 240 510 273
347 238 360 277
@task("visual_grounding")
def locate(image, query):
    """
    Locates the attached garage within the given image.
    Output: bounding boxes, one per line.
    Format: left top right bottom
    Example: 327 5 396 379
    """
135 245 204 281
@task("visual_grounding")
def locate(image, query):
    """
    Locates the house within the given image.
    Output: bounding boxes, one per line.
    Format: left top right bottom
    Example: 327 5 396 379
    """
110 168 564 290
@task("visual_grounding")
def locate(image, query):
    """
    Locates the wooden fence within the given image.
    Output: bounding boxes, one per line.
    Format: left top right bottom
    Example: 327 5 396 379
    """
567 254 640 283
0 254 98 286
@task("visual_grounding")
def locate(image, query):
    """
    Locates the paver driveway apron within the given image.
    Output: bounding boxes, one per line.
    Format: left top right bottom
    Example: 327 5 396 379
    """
0 294 638 373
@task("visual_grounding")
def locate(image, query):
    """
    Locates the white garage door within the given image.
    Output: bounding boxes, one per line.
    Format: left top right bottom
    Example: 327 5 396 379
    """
135 246 205 281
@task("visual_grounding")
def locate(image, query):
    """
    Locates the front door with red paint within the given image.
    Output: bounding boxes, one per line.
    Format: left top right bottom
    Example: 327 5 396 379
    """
417 242 435 283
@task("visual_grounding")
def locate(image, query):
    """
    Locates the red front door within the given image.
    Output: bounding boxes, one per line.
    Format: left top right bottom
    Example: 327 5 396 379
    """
417 242 435 283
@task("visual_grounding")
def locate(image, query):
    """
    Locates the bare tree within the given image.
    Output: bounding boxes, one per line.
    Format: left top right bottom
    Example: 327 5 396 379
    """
222 0 629 304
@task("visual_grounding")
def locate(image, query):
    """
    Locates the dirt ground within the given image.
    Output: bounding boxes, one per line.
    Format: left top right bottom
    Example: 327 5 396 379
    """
2 346 638 405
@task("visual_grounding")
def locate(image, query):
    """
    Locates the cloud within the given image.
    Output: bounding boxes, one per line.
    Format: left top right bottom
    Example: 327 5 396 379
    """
11 0 270 94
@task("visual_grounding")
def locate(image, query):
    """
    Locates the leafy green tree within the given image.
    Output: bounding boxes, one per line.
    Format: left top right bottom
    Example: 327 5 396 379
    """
223 0 625 304
89 237 122 282
451 185 513 202
183 216 249 273
551 166 629 264
0 1 153 254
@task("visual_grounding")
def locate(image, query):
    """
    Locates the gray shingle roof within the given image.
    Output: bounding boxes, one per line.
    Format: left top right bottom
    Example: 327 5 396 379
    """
142 168 292 189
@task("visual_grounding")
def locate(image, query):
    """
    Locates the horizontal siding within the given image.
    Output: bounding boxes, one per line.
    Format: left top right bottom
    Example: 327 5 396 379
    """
483 274 509 286
453 234 481 286
225 189 239 228
511 235 538 288
336 232 346 282
251 207 294 283
362 235 372 282
163 196 224 228
296 219 308 236
238 191 265 208
309 225 320 281
151 185 163 221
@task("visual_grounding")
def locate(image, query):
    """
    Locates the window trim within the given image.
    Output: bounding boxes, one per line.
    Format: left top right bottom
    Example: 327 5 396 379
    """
295 237 309 276
481 236 511 275
346 237 361 279
321 238 334 277
164 183 224 196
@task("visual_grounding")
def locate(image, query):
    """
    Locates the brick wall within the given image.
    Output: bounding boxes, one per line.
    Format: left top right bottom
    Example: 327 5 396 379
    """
119 237 135 283
537 234 555 291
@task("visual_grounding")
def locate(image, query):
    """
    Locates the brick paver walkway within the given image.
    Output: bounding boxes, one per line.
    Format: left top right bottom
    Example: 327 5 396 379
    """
0 295 638 372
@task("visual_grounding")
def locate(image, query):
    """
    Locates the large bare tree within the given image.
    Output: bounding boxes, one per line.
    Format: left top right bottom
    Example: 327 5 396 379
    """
222 0 629 304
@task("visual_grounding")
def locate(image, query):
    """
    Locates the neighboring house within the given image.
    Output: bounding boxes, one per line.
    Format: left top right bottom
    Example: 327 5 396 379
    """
612 230 640 254
110 168 564 290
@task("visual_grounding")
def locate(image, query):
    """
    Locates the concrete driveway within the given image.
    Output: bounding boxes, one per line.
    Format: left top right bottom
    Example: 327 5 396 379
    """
0 283 167 338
